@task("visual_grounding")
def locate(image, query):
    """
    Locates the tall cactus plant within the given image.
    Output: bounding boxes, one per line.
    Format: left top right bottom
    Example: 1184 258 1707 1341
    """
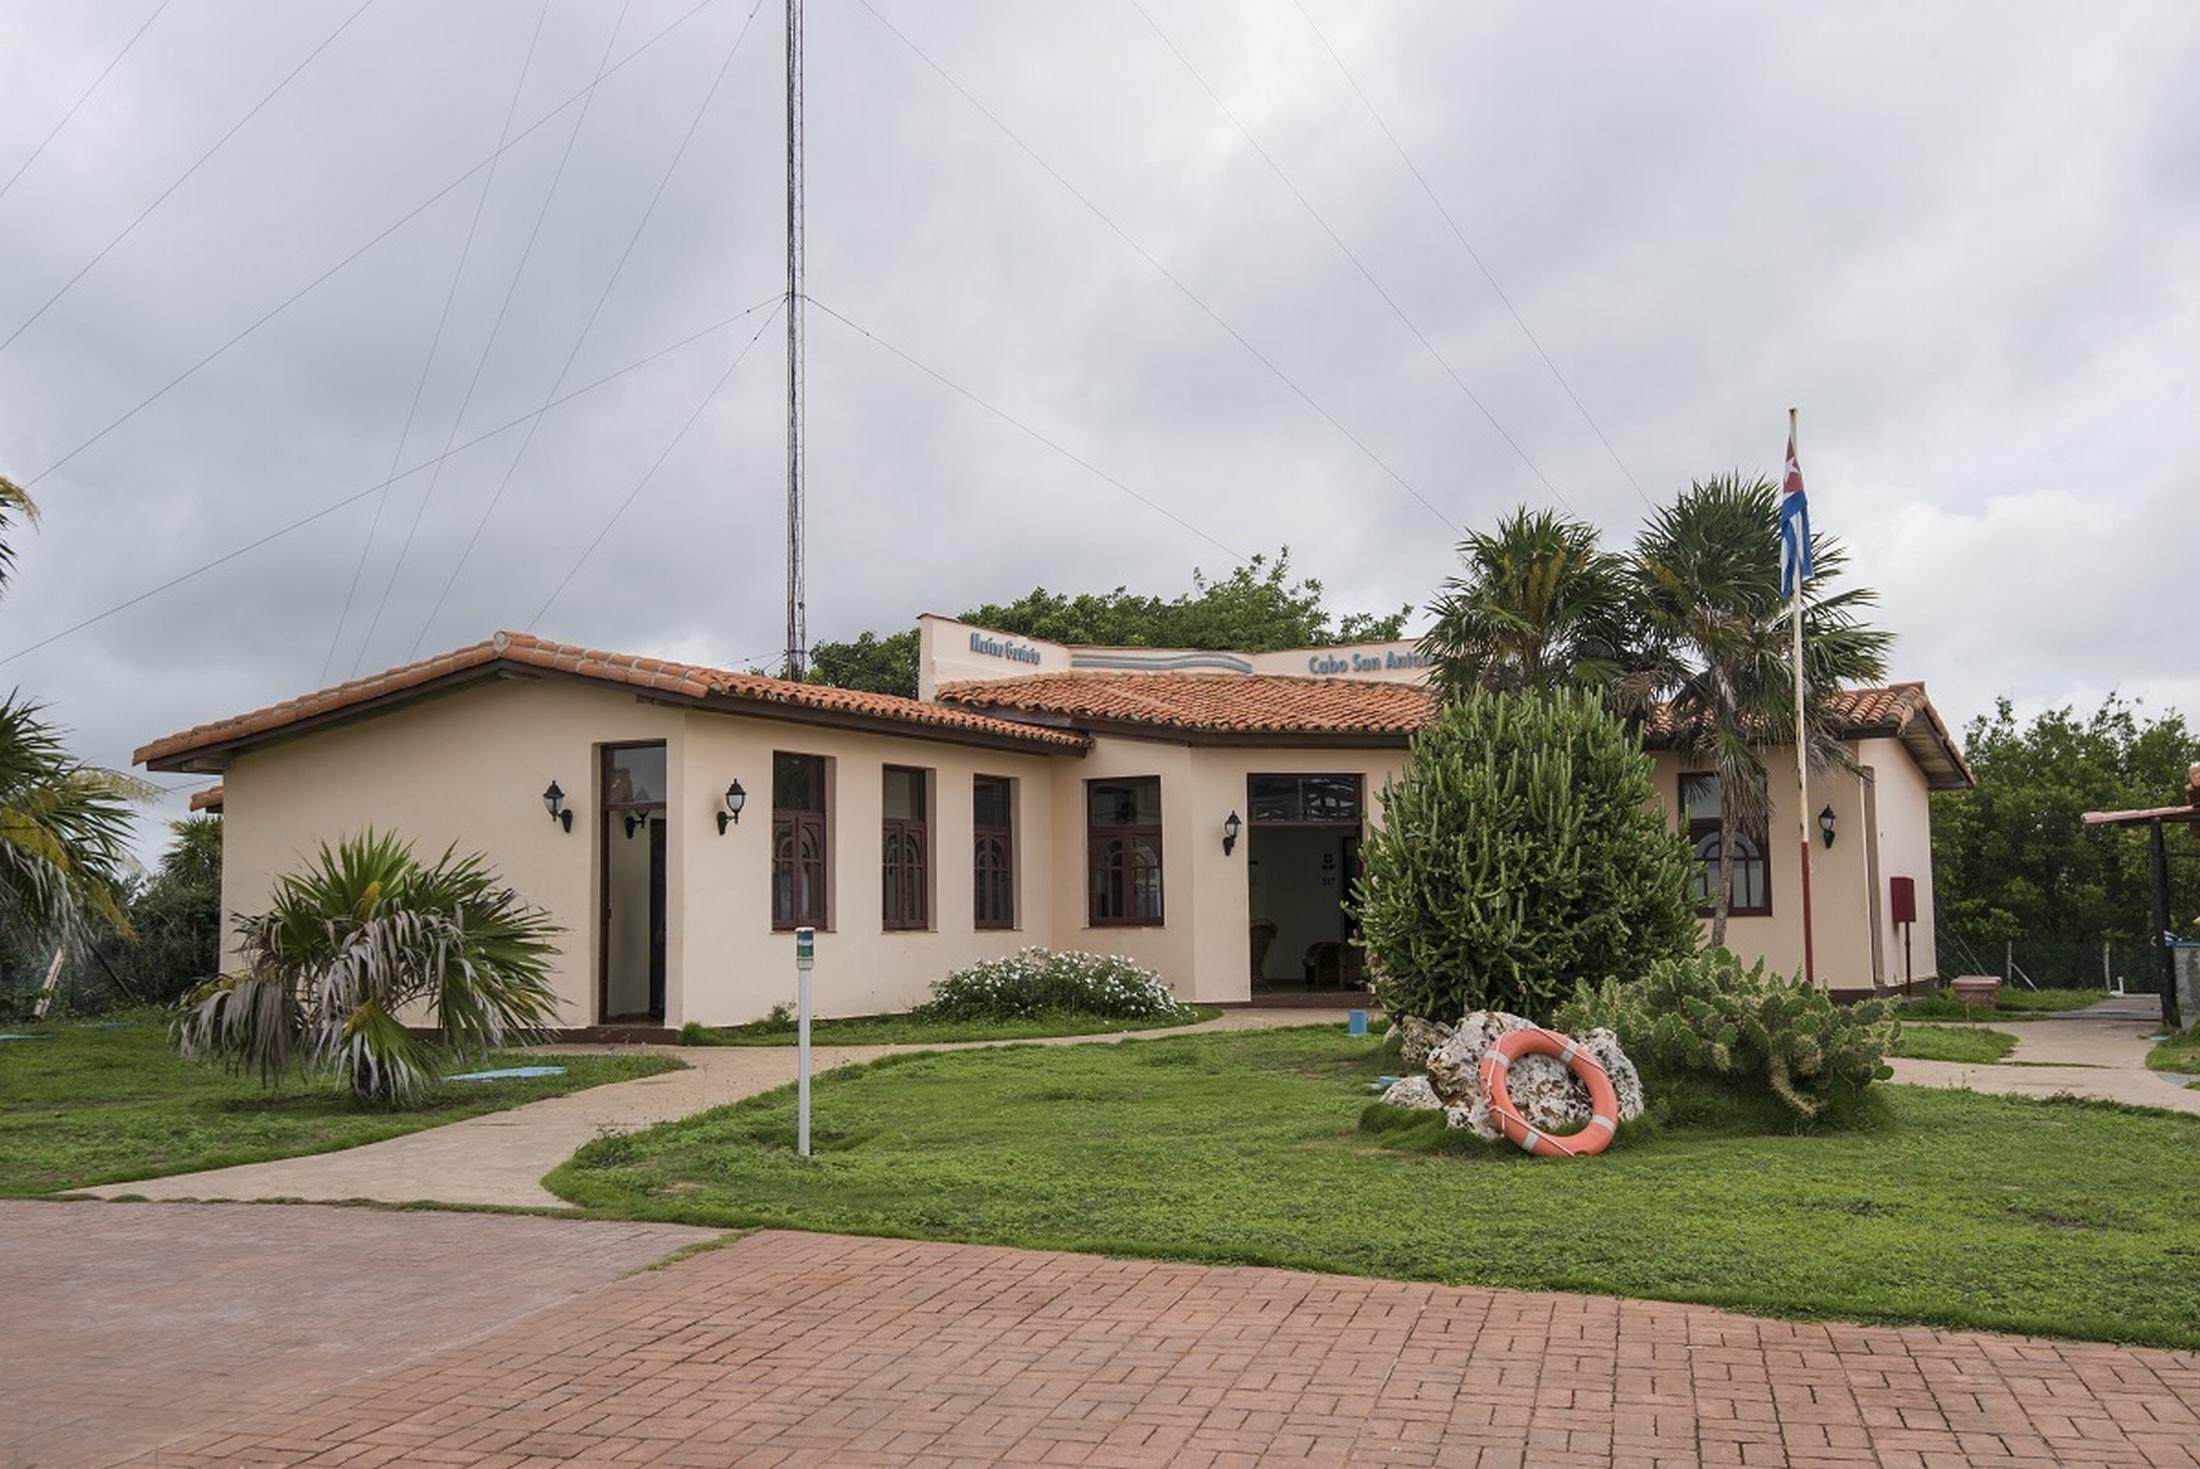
1355 688 1697 1022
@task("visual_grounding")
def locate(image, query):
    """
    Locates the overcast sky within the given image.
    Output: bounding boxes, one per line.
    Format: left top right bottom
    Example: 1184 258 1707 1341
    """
2 0 2195 861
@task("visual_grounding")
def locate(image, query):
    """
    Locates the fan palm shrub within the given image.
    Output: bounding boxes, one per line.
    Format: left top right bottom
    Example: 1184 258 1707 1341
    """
1420 507 1644 705
1633 475 1891 946
177 831 561 1107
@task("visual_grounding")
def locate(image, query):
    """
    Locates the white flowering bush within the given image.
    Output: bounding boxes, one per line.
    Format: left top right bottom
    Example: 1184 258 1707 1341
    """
918 947 1189 1021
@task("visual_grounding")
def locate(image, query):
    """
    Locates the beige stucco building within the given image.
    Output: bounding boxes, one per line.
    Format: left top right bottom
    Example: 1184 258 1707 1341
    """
138 617 1971 1030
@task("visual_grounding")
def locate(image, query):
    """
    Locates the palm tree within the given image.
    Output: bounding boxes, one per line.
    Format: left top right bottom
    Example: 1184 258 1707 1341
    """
1420 507 1641 703
1633 474 1891 946
0 694 145 957
0 474 150 967
177 831 562 1107
0 474 38 598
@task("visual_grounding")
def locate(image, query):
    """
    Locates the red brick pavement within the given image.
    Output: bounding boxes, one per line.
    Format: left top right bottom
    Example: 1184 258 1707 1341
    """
45 1220 2197 1469
0 1202 714 1469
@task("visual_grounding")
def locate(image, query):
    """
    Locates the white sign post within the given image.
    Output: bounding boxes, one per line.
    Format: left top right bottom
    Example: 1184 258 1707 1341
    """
794 926 814 1159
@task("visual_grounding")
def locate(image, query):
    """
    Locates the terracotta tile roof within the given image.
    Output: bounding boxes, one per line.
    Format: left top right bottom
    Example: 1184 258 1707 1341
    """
1643 680 1973 790
938 671 1436 739
943 670 1973 784
137 632 1089 770
187 784 223 813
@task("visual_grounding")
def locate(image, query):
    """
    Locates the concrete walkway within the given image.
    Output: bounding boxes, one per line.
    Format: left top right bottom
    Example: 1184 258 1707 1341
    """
82 1006 1337 1210
1888 993 2200 1115
85 1218 2200 1469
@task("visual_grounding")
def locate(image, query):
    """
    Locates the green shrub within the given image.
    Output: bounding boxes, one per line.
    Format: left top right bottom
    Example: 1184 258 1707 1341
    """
1355 688 1697 1021
1557 948 1895 1118
918 947 1190 1021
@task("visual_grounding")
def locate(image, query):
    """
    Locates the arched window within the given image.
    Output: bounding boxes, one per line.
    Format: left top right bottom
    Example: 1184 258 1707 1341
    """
974 775 1015 929
1680 772 1771 917
1088 776 1163 925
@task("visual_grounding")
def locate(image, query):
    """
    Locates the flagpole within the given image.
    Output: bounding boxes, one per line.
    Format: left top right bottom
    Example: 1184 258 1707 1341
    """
1789 406 1816 988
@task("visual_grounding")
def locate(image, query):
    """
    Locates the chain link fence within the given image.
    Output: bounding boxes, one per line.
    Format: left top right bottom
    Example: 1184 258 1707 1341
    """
1942 931 2161 993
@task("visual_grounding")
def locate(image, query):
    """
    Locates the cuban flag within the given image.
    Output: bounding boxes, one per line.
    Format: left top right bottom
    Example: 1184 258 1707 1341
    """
1779 427 1813 599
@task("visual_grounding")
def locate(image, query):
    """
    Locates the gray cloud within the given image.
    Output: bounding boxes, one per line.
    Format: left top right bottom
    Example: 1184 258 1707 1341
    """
1 0 2194 863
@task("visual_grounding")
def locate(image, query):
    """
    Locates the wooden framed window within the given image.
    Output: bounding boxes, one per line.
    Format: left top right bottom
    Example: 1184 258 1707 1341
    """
974 775 1015 930
1088 776 1163 926
1680 772 1771 917
772 753 828 930
882 766 930 931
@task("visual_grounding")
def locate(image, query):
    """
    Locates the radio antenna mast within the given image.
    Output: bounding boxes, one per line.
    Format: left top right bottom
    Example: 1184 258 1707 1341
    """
782 0 807 680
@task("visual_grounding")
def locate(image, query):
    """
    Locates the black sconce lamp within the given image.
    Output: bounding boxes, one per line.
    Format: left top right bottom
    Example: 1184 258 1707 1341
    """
624 813 650 839
1818 804 1837 849
717 779 747 834
1222 810 1243 856
543 781 572 832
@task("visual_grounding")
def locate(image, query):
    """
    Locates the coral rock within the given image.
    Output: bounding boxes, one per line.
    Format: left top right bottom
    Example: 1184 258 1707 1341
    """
1378 1074 1442 1110
1423 1010 1645 1143
1393 1015 1456 1071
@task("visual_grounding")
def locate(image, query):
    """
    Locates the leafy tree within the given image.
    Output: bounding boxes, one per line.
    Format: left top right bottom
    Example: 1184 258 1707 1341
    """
1420 507 1638 702
1355 688 1698 1023
92 814 223 1006
1633 474 1891 946
1932 695 2200 943
809 550 1409 698
177 831 561 1107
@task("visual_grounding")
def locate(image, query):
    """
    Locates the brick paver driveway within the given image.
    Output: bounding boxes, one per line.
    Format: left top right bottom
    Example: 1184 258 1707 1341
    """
20 1206 2197 1469
0 1202 715 1469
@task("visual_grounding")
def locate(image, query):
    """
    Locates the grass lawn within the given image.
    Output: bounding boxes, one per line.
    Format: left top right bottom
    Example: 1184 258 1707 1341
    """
550 1026 2200 1349
1902 987 2104 1021
1891 1025 2018 1063
680 1006 1220 1047
0 1016 683 1197
2146 1026 2200 1074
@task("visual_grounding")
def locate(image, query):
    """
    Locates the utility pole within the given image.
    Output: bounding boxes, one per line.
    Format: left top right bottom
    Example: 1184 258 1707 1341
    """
782 0 807 680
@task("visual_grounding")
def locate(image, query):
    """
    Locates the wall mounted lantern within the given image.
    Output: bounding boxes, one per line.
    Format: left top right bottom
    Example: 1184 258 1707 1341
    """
717 779 747 834
1222 809 1243 856
543 781 572 832
624 813 650 839
1818 804 1837 849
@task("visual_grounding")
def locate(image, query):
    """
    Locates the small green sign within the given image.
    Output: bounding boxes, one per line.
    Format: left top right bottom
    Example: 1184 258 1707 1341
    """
795 927 814 962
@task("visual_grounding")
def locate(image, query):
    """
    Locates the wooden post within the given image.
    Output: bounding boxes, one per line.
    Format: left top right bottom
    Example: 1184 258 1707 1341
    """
2151 819 2177 1029
30 946 64 1022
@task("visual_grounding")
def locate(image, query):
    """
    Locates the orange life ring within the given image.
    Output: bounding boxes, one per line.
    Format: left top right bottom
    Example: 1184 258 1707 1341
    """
1475 1027 1621 1158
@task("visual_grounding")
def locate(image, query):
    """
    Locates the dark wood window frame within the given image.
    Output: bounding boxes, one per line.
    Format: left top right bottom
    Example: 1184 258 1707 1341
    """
1088 776 1164 928
882 765 930 932
1679 771 1773 918
772 753 829 932
598 741 669 1023
973 775 1015 931
1246 772 1365 827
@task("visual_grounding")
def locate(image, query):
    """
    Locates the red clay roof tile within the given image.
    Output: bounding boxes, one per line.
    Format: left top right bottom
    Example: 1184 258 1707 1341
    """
938 672 1434 737
136 632 1088 769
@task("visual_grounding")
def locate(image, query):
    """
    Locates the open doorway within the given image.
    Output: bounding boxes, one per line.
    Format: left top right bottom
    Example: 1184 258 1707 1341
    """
600 742 667 1023
1245 773 1364 994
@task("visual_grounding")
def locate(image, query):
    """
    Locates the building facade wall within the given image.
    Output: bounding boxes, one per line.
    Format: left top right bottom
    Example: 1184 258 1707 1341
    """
215 676 1069 1029
215 675 686 1027
1042 736 1407 1004
210 673 1943 1030
1649 739 1940 992
669 710 1062 1026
